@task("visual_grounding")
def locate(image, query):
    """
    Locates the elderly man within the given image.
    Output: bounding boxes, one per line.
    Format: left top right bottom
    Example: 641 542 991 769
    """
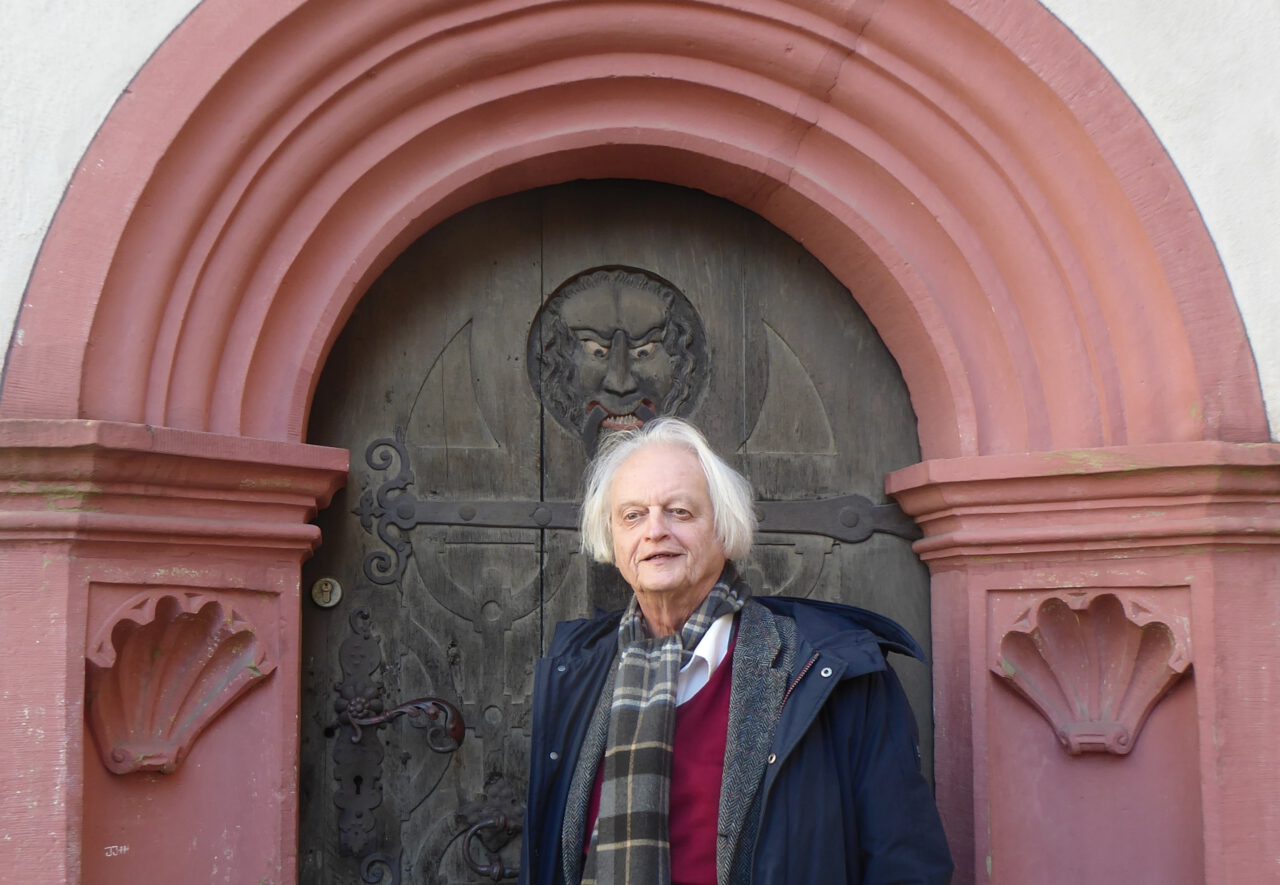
522 419 952 884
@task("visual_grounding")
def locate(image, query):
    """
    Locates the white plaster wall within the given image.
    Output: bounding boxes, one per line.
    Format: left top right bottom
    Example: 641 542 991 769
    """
0 0 196 359
1 0 1277 438
1044 1 1280 437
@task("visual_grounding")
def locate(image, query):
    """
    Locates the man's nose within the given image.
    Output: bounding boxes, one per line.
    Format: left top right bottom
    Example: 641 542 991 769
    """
640 508 669 538
603 330 636 396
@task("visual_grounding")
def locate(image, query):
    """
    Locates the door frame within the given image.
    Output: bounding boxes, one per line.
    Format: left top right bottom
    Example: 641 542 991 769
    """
1 1 1276 882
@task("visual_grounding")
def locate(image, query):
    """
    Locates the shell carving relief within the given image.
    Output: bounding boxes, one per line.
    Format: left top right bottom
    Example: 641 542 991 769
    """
993 593 1190 756
86 593 276 774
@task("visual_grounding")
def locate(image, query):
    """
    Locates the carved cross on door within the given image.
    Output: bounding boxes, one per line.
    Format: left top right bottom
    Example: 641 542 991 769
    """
358 265 919 588
355 432 920 589
301 185 931 885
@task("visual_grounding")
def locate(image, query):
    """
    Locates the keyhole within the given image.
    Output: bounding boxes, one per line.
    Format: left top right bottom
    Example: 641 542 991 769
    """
353 775 363 796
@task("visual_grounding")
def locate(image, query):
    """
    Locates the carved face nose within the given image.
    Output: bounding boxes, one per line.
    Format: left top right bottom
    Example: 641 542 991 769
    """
602 330 636 396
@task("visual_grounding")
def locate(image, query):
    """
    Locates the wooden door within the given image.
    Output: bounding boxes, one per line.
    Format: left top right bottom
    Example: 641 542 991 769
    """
299 181 929 884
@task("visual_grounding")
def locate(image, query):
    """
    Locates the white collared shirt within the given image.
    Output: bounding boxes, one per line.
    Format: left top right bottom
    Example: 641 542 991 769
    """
675 612 735 706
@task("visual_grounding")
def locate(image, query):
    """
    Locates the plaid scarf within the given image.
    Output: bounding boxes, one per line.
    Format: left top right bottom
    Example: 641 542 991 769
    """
581 567 749 885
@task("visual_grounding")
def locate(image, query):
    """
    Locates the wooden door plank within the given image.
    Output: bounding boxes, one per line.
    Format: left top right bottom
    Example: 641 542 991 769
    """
300 181 935 884
301 192 543 883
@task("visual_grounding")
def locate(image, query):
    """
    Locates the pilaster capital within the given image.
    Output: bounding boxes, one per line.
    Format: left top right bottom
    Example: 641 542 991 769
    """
0 419 349 554
887 441 1280 562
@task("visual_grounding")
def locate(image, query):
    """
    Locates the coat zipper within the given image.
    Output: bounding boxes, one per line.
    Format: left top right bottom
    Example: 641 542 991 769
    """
750 651 822 883
779 652 820 713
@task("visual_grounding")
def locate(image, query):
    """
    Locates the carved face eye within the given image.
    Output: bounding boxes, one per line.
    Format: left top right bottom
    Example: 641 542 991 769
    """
630 343 658 361
581 340 610 360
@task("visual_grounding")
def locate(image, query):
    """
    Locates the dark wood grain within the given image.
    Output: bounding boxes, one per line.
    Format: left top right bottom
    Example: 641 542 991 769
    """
300 182 929 884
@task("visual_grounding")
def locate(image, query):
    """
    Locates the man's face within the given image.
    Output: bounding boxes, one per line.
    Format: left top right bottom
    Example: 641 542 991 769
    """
556 283 675 430
609 443 727 605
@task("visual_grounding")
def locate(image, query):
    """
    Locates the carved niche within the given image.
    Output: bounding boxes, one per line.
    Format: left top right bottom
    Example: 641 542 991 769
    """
525 266 709 453
991 592 1191 755
85 592 276 774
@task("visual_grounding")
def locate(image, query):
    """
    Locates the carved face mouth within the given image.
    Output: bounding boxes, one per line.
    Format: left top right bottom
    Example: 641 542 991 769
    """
588 399 658 431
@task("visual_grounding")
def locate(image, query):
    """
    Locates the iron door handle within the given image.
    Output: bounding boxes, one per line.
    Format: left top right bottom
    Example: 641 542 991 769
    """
461 811 521 881
346 696 465 752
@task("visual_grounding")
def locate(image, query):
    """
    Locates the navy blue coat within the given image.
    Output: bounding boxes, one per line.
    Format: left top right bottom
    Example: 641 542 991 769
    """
521 596 953 884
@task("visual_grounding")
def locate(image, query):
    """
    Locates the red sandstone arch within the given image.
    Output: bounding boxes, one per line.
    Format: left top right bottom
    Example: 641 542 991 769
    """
1 0 1267 457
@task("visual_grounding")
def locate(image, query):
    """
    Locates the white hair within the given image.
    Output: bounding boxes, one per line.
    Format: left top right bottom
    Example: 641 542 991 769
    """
579 418 757 563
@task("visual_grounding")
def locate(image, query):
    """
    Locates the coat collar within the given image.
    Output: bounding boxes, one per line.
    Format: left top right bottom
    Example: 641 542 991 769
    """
755 595 926 666
718 600 793 884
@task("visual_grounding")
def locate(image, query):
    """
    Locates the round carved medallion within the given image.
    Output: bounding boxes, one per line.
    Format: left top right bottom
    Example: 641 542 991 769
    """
526 266 709 452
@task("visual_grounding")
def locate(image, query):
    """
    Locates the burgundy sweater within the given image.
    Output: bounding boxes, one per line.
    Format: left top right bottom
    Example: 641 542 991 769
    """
586 638 736 885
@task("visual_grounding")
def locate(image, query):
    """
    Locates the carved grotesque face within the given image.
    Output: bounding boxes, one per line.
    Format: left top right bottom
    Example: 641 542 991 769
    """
556 281 674 431
528 268 707 453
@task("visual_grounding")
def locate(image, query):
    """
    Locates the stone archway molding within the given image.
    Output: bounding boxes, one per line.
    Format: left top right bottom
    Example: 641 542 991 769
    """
1 0 1267 457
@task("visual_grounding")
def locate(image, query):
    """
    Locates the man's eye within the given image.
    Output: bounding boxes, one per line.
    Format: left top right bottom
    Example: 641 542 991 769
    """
631 343 657 360
622 511 642 523
669 508 690 518
581 340 609 359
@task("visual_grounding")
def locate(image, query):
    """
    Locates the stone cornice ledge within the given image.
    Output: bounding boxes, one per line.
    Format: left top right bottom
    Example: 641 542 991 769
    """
886 441 1280 561
0 419 349 552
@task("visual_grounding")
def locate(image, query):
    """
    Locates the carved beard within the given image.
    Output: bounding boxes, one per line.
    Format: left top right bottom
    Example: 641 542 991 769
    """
578 400 659 456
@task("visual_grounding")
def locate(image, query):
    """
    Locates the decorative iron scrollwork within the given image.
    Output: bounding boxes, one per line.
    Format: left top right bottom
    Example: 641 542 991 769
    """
333 609 388 857
348 696 465 751
354 434 417 586
754 492 921 544
462 811 521 881
354 436 921 588
332 608 465 861
359 851 402 885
